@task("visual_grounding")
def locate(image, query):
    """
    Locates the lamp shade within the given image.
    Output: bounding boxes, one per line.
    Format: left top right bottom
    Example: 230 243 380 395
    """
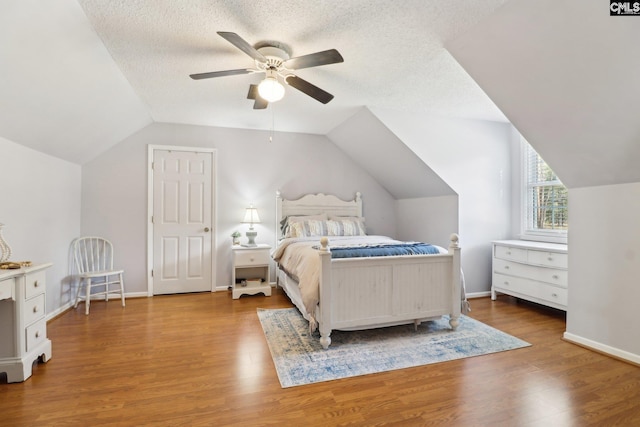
258 75 285 102
242 206 261 225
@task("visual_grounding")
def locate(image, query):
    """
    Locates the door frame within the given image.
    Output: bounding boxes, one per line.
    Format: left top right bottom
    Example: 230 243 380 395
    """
146 144 217 296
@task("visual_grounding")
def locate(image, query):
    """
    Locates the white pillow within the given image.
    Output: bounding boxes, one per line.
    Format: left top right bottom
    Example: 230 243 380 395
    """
282 214 328 237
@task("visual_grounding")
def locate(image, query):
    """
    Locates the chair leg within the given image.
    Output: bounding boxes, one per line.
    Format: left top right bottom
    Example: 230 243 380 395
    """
85 278 91 315
73 279 82 309
120 273 125 307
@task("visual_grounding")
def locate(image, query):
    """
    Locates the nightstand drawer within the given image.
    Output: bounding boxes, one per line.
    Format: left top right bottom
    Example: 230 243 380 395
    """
234 250 270 266
25 270 46 300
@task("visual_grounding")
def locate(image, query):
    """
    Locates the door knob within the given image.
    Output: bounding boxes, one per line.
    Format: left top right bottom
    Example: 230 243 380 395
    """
204 227 210 232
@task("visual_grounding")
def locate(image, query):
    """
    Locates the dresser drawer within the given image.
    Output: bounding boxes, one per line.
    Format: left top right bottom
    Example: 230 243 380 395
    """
494 258 567 288
493 273 538 296
24 294 46 326
0 277 14 300
537 283 568 306
528 250 568 269
234 250 270 267
25 318 47 352
25 270 46 300
494 245 527 263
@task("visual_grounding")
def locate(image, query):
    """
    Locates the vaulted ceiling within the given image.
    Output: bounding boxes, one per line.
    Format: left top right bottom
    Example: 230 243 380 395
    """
1 0 508 165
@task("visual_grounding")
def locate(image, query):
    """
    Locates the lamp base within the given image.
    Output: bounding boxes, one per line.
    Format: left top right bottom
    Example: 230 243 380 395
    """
244 230 257 247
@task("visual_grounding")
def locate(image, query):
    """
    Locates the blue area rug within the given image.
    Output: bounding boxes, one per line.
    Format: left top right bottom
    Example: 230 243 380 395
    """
258 308 530 388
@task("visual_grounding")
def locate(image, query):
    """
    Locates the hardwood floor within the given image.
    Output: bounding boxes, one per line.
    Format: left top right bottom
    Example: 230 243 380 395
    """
2 289 639 426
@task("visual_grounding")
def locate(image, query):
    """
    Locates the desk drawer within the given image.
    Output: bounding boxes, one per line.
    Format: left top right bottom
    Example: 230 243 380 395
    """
26 318 47 352
24 294 46 326
25 270 46 300
234 250 270 267
0 277 14 300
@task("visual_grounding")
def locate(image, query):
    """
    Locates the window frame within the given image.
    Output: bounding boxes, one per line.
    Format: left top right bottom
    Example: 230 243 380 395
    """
519 139 568 244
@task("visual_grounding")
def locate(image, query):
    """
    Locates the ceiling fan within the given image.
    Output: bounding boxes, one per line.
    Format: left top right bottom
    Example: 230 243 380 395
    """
190 32 344 109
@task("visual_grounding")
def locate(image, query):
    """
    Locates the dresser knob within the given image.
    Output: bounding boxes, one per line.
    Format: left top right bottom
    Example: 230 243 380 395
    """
548 256 553 261
250 257 254 262
552 275 559 279
33 305 39 313
552 293 558 298
504 281 510 286
504 265 509 270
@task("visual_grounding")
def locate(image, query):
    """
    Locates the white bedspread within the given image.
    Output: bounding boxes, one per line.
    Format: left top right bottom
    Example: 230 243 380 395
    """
271 235 460 326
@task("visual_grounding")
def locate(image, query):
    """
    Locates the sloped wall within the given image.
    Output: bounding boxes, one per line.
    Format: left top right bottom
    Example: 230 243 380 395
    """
366 108 513 294
446 0 640 361
446 0 640 189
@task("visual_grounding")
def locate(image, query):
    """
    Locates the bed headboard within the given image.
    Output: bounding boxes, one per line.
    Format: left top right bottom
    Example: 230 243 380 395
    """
275 191 363 240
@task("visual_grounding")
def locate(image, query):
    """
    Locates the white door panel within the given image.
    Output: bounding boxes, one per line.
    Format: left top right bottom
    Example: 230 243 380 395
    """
152 149 214 295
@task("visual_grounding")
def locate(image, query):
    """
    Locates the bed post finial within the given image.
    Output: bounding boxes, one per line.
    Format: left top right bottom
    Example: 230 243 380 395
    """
319 236 330 252
449 233 459 249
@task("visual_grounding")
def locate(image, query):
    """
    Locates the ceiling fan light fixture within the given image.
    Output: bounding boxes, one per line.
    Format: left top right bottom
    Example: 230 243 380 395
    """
258 74 285 103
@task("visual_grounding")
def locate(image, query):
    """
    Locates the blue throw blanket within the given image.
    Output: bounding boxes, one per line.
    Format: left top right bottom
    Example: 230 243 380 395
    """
327 242 441 259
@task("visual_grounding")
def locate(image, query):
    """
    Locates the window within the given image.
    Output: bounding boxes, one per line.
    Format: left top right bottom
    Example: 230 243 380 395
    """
522 140 568 242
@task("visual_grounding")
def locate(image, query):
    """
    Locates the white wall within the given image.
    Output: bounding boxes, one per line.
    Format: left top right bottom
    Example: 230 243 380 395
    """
395 196 458 248
369 109 514 294
81 122 396 294
0 136 81 316
564 182 640 361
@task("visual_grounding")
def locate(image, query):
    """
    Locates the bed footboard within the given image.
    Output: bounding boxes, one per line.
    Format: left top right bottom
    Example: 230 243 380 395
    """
317 234 461 349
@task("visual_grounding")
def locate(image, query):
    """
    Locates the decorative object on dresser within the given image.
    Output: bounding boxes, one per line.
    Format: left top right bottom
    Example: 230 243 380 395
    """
0 223 12 262
0 263 53 382
231 244 271 299
72 237 125 315
492 240 568 311
241 204 261 247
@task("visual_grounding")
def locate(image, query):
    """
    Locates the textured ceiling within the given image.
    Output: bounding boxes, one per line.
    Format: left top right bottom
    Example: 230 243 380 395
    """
1 0 509 164
78 0 508 132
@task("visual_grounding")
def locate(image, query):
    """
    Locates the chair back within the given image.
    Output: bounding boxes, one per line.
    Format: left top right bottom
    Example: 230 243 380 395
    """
73 237 115 274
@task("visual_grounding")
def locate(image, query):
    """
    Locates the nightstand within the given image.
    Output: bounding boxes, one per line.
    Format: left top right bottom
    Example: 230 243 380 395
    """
231 244 272 299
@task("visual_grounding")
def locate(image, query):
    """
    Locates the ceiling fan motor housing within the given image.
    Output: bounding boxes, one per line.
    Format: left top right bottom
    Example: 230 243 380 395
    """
256 46 290 69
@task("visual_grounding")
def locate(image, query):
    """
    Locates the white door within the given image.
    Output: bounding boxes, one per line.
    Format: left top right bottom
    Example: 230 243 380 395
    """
151 148 215 295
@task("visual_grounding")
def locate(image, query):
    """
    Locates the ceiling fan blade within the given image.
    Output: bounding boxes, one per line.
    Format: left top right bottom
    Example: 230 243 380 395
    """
190 69 251 80
283 49 344 70
247 84 268 109
217 31 267 63
285 75 334 104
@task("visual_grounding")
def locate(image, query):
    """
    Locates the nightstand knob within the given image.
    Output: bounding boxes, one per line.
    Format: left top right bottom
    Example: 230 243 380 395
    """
204 227 210 232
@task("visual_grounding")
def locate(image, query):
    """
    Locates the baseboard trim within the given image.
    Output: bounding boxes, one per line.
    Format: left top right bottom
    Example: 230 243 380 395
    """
46 292 150 321
466 291 491 299
563 332 640 367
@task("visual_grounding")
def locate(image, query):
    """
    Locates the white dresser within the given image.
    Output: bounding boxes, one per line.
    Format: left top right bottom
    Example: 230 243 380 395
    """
0 263 53 382
491 240 568 311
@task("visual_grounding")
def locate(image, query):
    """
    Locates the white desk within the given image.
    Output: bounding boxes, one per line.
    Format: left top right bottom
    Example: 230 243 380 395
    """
0 263 53 382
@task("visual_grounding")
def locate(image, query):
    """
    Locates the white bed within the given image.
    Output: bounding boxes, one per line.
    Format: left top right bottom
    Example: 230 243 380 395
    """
273 191 463 349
